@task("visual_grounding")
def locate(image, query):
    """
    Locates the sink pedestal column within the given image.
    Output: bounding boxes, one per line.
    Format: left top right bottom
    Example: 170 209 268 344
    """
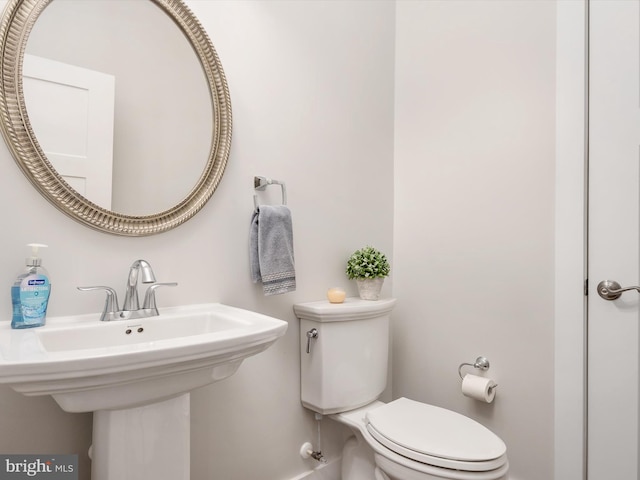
91 393 190 480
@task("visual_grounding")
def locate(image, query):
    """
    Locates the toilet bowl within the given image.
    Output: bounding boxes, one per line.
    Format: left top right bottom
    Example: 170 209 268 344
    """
293 298 509 480
332 399 508 480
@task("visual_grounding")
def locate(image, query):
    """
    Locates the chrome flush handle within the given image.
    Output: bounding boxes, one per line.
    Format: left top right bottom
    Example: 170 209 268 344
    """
306 328 318 354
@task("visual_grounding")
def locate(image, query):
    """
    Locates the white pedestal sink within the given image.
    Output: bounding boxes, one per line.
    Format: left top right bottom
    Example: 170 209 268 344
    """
92 394 191 480
0 303 288 480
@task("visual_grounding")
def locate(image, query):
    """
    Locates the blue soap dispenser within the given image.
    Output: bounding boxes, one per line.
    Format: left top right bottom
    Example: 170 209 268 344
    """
11 243 51 329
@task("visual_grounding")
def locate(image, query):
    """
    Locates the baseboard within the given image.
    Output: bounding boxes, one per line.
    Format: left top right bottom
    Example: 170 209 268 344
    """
289 457 341 480
288 458 523 480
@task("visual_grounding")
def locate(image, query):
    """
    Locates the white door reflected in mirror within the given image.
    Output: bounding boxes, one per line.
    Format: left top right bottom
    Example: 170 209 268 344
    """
23 54 115 209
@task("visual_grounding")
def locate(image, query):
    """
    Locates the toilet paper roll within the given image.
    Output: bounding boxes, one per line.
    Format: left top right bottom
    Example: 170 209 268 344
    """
461 374 496 403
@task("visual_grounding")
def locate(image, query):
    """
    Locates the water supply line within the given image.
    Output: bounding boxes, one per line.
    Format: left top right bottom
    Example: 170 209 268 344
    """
315 413 323 456
299 413 327 464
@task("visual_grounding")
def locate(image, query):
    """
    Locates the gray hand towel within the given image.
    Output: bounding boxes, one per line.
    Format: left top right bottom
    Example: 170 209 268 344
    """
250 205 296 295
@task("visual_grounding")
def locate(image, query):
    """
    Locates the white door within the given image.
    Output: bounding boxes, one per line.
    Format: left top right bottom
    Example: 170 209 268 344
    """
589 1 640 478
22 54 115 209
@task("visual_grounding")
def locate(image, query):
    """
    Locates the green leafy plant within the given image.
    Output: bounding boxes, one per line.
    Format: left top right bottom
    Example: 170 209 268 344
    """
346 246 390 279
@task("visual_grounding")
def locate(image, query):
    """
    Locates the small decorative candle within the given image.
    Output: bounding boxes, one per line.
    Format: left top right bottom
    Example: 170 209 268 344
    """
327 287 346 304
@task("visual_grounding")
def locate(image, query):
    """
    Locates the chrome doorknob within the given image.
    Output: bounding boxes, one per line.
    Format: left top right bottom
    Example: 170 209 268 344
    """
597 280 640 300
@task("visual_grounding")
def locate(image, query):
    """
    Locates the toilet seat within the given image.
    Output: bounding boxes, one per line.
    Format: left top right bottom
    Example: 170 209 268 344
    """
365 398 507 472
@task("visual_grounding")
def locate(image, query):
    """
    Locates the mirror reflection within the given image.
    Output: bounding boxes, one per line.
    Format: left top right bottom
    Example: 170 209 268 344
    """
24 0 213 216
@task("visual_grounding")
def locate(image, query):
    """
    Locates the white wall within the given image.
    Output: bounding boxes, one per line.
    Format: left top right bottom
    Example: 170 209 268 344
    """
393 2 556 480
0 1 395 479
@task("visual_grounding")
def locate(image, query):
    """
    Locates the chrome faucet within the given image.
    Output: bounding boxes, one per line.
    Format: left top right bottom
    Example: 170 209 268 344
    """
78 259 177 321
123 259 156 311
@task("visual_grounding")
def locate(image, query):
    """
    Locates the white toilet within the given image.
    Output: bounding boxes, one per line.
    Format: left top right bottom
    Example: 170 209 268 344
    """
294 297 509 480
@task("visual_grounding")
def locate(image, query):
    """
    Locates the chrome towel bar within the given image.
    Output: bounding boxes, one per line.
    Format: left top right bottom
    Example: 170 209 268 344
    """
253 176 287 208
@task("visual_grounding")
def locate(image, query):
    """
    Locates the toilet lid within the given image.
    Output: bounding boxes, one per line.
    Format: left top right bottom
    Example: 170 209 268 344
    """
365 398 507 469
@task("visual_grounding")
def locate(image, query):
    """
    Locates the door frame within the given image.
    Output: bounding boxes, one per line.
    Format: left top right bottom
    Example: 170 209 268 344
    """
555 1 588 479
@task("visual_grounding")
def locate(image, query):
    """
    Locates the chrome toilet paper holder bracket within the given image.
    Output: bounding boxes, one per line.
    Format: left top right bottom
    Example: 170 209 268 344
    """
458 356 498 391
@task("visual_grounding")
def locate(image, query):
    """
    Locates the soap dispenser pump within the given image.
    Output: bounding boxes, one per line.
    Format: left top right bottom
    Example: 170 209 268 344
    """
11 243 51 329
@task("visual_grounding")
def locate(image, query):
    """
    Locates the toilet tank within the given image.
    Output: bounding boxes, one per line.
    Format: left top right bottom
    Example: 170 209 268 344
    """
293 297 397 414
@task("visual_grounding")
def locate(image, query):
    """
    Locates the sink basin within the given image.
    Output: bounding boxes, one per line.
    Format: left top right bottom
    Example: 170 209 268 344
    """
0 303 288 412
37 308 252 352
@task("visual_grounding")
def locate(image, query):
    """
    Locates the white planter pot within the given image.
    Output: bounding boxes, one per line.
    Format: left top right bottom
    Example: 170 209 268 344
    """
356 277 384 300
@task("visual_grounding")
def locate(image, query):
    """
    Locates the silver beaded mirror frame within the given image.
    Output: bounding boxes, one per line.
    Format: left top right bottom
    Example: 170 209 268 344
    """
0 0 232 236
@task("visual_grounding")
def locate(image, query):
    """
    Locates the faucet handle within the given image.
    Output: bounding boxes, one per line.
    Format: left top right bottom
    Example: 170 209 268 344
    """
142 282 178 314
77 286 120 322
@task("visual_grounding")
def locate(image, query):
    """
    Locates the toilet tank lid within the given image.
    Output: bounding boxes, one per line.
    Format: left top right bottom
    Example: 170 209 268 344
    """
365 397 507 463
293 297 396 322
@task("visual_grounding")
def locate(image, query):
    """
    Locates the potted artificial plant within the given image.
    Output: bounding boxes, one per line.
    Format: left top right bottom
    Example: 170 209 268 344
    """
346 246 390 300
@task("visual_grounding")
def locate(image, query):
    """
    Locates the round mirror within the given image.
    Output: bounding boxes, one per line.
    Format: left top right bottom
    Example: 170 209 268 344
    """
0 0 232 236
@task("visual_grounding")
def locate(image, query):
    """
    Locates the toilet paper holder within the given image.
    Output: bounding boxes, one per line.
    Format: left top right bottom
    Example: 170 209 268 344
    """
458 356 498 391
